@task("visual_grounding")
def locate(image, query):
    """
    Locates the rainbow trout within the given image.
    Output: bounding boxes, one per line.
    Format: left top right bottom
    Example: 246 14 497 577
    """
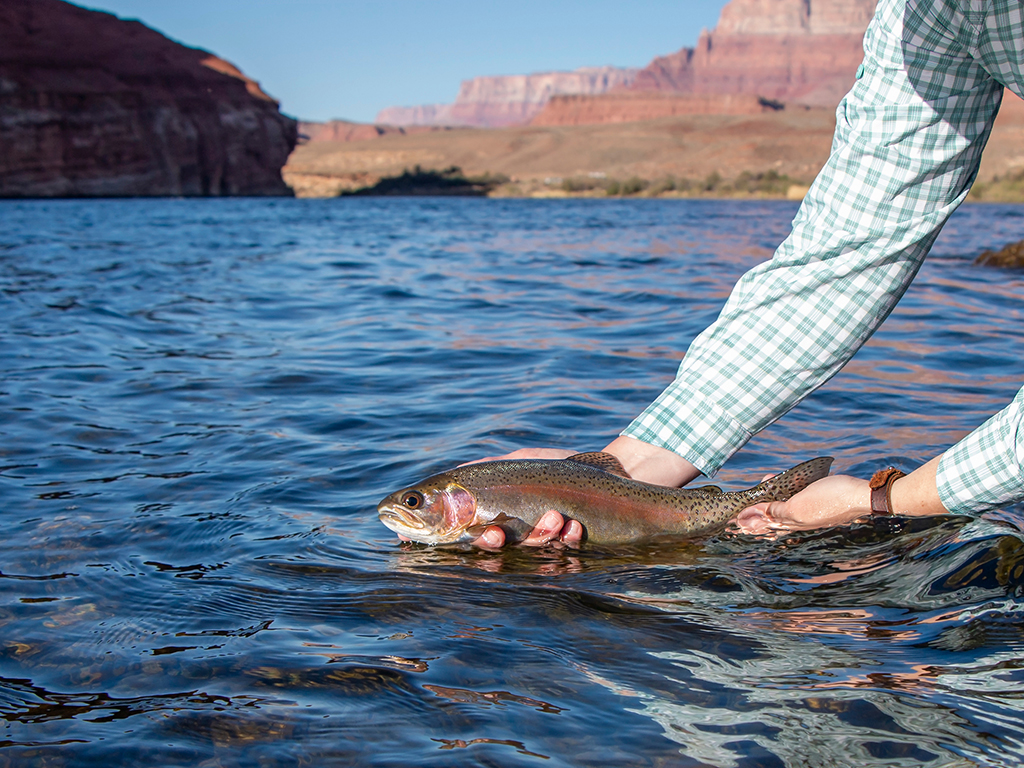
378 452 833 545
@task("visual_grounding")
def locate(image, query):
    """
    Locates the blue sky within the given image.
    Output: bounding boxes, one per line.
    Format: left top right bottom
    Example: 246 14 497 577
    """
76 1 730 123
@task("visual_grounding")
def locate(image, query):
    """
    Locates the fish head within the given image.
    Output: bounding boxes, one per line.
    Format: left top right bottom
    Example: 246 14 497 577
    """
377 479 478 545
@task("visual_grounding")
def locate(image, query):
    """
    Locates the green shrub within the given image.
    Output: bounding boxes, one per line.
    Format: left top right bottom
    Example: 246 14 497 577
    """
969 169 1024 202
621 176 649 195
561 176 603 193
702 172 722 192
649 177 678 194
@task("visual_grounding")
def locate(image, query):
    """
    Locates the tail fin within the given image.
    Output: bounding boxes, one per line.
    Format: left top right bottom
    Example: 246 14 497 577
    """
761 457 833 501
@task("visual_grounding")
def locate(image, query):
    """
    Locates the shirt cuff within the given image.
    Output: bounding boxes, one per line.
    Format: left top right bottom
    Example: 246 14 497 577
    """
937 389 1024 515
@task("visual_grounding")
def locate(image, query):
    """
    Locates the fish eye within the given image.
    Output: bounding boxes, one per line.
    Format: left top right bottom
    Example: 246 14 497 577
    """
402 491 424 509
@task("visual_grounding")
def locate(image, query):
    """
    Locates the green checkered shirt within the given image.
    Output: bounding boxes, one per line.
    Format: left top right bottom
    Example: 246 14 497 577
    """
623 0 1024 515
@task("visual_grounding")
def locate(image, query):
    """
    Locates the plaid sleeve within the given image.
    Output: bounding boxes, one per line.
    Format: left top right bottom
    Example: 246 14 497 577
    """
938 387 1024 514
934 2 1024 514
623 0 1004 478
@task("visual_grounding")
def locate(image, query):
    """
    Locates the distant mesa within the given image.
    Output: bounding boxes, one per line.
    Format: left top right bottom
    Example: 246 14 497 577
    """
374 104 456 128
535 0 877 126
297 120 454 145
285 0 1023 200
626 0 877 105
375 66 639 129
0 0 297 197
377 0 878 130
531 93 785 127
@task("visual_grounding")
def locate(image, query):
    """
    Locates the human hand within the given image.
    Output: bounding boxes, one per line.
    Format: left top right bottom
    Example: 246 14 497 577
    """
459 447 579 466
473 508 585 550
464 438 701 549
734 474 872 534
460 448 583 549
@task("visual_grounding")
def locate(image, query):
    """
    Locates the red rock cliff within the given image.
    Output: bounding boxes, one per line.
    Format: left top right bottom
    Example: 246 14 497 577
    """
531 92 779 127
533 0 877 126
0 0 297 197
631 0 877 106
376 66 638 128
298 120 452 143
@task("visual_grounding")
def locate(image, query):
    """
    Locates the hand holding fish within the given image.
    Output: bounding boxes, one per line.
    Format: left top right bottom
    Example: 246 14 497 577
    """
459 437 702 548
457 448 583 548
735 474 876 533
473 509 583 550
736 456 949 533
379 448 833 547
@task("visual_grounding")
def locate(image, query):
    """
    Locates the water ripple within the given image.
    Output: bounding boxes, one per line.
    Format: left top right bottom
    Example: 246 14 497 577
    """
2 197 1024 766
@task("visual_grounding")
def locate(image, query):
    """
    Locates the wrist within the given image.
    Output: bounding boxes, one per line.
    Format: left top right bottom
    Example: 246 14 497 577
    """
849 478 874 520
602 436 700 486
888 456 948 517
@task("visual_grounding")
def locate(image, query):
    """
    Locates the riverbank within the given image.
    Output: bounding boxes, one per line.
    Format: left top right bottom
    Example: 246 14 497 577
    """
284 99 1024 201
283 109 836 199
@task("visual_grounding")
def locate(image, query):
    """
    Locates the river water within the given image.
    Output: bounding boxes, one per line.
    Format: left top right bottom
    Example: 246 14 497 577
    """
3 197 1024 767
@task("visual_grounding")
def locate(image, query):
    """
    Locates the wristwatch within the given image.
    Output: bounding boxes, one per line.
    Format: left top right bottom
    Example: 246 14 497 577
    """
869 467 906 516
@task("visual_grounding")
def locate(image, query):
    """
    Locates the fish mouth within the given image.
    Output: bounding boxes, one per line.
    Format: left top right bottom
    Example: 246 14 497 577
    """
378 504 465 545
378 506 428 533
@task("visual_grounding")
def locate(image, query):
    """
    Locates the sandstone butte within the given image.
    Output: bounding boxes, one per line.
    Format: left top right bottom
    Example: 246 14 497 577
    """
285 85 1024 201
532 0 878 126
0 0 297 197
299 121 455 143
375 66 639 129
306 0 878 141
284 0 1024 200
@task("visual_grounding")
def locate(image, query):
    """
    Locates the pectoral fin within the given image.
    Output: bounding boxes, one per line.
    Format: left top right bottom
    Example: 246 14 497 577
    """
567 451 632 478
466 512 534 542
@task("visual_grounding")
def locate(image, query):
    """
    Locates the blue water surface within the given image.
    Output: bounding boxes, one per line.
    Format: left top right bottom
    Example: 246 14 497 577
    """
3 197 1024 767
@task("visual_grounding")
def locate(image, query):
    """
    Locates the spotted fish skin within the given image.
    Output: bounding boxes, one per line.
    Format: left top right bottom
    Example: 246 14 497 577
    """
378 454 834 546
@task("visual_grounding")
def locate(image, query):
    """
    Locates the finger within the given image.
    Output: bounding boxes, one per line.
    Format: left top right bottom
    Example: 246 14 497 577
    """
560 519 583 549
458 456 503 467
472 526 505 550
521 510 566 547
761 500 793 527
460 448 579 467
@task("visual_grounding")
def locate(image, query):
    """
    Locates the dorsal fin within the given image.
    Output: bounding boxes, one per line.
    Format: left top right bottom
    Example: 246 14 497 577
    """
565 451 632 478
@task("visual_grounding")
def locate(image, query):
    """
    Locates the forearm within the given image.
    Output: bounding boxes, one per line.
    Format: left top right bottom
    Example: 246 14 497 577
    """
736 456 949 534
806 457 949 521
891 456 947 517
626 1 1002 476
602 435 701 486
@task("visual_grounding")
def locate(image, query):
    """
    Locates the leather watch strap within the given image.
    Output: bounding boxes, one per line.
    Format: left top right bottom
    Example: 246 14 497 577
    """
869 467 906 516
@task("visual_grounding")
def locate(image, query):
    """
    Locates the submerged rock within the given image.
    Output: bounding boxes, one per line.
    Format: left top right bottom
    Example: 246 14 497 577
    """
975 240 1024 268
0 0 297 197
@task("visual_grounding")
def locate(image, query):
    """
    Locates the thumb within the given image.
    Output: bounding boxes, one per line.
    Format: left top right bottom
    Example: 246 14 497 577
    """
735 501 791 533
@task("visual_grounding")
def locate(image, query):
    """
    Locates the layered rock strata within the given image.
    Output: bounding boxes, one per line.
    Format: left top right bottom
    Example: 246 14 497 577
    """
376 66 638 128
630 0 878 106
377 0 877 130
537 0 877 126
298 120 451 144
374 104 454 128
0 0 297 197
532 92 782 126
